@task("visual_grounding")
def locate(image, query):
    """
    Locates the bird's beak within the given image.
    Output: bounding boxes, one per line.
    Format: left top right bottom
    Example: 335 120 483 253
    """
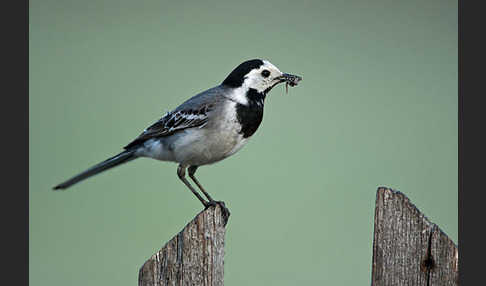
276 73 303 87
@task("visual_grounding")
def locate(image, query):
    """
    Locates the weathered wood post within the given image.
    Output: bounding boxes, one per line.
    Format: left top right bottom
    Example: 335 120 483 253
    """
371 187 458 286
138 204 228 286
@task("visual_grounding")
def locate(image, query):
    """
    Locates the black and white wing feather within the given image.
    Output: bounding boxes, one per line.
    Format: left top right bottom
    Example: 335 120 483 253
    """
123 86 227 149
124 104 213 150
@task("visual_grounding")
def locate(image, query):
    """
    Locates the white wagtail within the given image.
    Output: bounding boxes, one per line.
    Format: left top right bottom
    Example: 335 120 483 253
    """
54 59 302 217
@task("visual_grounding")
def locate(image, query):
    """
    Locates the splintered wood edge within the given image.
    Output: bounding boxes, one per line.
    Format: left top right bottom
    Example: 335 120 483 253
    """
141 204 226 261
376 187 458 248
372 187 458 286
138 204 227 285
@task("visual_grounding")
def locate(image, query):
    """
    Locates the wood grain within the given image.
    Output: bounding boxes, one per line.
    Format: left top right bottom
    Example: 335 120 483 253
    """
371 187 458 286
139 205 227 286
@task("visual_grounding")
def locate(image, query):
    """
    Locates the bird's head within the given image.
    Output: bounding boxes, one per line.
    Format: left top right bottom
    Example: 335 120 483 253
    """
221 59 302 105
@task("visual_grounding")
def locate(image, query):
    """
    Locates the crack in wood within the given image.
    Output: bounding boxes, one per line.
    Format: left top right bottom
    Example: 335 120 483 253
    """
176 231 184 284
422 226 436 286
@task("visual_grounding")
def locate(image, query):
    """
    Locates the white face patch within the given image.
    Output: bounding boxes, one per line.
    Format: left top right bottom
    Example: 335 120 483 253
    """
224 60 284 105
242 60 284 93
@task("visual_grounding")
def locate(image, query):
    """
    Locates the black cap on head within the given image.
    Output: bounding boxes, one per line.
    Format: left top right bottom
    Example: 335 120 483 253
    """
222 59 264 88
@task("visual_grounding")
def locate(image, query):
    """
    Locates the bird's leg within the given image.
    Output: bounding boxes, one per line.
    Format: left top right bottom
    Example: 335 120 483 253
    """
177 165 207 207
188 166 214 202
188 165 230 223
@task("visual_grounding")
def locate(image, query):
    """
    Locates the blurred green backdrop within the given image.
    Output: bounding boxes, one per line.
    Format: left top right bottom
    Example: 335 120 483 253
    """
30 0 457 285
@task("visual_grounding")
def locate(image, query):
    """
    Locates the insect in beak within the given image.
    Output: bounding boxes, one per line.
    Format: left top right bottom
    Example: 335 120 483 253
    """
276 73 302 94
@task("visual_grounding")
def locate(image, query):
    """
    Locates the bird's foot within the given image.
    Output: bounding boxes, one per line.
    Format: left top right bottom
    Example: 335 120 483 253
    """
204 200 230 226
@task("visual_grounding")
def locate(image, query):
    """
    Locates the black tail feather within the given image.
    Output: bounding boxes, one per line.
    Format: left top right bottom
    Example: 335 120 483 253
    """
53 150 137 190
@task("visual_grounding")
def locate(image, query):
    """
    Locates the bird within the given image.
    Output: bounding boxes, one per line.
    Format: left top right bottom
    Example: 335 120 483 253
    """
53 59 302 217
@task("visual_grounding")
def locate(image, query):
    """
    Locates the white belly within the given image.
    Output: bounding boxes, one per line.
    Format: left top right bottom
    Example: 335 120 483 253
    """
224 135 248 158
137 101 250 167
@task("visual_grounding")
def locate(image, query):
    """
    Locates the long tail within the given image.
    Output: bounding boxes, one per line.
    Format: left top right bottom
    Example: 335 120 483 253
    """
53 150 137 190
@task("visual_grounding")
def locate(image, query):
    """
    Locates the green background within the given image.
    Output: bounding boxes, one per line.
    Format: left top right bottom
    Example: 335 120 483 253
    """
30 0 457 285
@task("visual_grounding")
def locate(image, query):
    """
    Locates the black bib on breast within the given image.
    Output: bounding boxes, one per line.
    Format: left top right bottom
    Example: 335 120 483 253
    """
235 88 265 138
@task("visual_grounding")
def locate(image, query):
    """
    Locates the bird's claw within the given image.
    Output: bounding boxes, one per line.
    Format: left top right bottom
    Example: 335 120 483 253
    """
204 200 230 226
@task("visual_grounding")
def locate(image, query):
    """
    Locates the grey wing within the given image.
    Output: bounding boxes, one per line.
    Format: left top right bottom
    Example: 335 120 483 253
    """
123 86 226 150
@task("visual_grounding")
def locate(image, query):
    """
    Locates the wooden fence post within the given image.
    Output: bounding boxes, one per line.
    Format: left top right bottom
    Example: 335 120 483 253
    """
138 204 228 286
371 187 458 286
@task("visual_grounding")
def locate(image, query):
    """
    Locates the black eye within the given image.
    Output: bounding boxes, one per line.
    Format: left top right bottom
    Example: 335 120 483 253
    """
261 70 271 78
